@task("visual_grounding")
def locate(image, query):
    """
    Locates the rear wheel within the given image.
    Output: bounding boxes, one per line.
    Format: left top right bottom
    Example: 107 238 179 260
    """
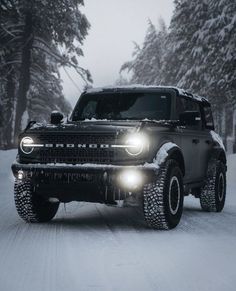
200 159 226 212
14 179 59 223
143 159 184 230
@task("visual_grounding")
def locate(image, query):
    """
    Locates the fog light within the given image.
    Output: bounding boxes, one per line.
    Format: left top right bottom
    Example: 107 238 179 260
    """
119 170 143 190
17 170 24 180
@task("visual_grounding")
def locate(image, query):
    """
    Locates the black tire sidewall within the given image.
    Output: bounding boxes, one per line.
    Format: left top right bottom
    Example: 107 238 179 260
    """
32 193 59 222
214 162 226 212
163 162 184 229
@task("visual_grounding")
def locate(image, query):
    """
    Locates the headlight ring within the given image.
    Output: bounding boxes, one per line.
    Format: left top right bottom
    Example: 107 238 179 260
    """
20 137 34 154
125 133 148 156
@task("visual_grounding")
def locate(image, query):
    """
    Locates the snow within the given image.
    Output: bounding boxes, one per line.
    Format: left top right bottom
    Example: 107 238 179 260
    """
144 142 178 168
84 118 108 122
13 160 159 170
154 142 177 165
210 130 225 150
1 150 236 291
30 122 57 129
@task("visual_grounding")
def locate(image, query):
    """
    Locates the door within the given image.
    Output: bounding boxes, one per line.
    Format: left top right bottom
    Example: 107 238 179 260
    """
176 96 203 183
197 105 215 179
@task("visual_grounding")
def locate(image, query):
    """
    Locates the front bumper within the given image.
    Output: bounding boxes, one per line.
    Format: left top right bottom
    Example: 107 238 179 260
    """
12 162 159 203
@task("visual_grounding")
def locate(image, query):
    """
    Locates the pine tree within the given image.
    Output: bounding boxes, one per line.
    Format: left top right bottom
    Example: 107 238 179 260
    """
0 1 21 147
161 0 236 106
13 0 91 141
0 0 91 148
120 19 167 85
161 0 236 141
160 0 209 91
120 0 236 143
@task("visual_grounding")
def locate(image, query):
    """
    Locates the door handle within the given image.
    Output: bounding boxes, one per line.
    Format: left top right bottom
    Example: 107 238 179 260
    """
192 138 200 144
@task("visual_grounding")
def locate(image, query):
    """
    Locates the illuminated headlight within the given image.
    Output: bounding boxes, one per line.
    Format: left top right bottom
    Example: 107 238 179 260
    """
125 133 149 156
20 137 34 154
20 136 44 154
119 170 143 190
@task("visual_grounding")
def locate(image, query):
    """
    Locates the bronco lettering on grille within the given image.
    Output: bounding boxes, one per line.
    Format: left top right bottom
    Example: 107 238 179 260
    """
48 143 112 148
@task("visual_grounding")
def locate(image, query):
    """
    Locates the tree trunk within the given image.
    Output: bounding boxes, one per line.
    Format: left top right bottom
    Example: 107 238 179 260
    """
3 68 16 149
14 11 33 144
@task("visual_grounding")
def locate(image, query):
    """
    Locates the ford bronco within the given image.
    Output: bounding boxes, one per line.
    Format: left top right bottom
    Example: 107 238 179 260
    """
12 86 227 229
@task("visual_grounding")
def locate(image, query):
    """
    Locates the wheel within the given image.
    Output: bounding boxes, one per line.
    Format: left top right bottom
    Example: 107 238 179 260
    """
14 179 59 223
200 159 226 212
143 159 184 230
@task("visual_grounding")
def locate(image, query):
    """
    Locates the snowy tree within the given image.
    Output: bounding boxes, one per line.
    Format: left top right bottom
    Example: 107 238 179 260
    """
13 0 91 140
120 0 236 145
161 0 236 141
28 47 71 123
160 0 209 91
0 1 21 147
115 74 130 86
120 19 167 85
0 0 91 148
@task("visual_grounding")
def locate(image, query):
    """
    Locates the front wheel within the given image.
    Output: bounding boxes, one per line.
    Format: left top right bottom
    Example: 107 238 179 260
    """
200 160 226 212
143 159 184 230
14 179 59 223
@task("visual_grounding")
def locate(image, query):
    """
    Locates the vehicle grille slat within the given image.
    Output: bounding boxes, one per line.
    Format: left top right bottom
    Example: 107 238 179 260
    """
36 133 116 164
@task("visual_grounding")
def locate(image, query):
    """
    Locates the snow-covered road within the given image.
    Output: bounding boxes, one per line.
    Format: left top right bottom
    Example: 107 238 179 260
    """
0 150 236 291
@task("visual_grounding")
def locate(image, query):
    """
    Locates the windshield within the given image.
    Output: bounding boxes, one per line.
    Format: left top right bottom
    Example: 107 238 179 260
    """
71 92 172 121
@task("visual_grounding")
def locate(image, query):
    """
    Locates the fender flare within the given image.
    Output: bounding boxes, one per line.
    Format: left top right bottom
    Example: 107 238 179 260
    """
208 148 227 169
154 142 185 176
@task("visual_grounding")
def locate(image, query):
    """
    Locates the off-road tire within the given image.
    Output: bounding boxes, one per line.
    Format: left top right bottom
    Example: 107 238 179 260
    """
14 179 59 223
200 159 226 212
143 159 184 230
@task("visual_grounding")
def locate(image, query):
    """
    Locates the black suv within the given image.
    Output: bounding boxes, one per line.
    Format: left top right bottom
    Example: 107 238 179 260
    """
12 86 227 229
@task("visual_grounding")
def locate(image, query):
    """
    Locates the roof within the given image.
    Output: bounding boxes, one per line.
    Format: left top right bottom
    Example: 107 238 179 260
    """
85 85 209 104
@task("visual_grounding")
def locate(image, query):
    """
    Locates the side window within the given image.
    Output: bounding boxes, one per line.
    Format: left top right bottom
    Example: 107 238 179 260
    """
203 106 214 130
176 97 201 115
176 97 202 129
176 97 186 117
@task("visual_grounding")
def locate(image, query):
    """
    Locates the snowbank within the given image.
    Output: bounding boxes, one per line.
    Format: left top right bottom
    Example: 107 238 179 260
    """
0 150 17 175
0 150 236 291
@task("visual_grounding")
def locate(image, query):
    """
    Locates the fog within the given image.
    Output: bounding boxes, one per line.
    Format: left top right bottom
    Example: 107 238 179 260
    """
60 0 174 106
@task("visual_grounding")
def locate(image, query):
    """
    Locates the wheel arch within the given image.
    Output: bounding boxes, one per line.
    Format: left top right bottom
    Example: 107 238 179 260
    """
168 147 185 177
155 142 185 177
209 148 227 165
218 150 227 165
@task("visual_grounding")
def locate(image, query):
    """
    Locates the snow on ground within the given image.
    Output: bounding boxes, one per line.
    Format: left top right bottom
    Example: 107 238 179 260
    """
0 150 236 291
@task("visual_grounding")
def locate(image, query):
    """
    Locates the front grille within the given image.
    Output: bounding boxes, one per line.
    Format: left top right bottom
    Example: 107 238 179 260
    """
36 133 116 164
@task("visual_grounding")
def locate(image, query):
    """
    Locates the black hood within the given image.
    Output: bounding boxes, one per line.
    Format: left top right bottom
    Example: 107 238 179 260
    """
24 119 144 135
24 119 175 136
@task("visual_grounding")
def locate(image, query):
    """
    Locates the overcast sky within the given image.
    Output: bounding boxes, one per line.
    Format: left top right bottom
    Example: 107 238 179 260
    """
61 0 174 106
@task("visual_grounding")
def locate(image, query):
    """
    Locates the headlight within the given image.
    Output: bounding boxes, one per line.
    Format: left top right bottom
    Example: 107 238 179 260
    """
20 137 34 154
125 133 149 156
20 137 44 154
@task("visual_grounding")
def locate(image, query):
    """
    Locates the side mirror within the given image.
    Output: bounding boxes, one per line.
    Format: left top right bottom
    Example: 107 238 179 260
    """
50 111 64 125
179 111 201 126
